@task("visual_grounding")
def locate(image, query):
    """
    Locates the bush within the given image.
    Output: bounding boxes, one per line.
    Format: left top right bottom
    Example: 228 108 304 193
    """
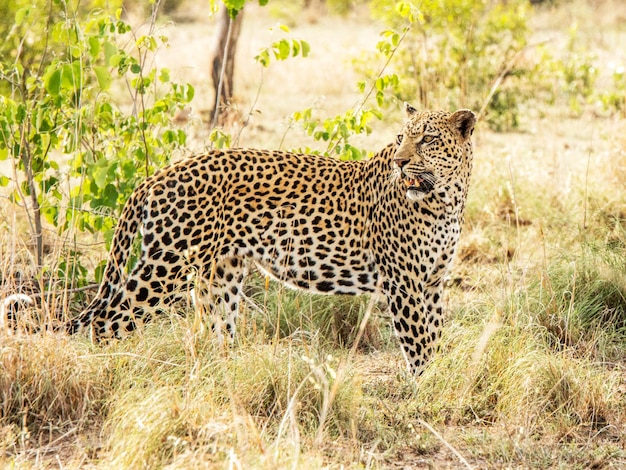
362 0 531 130
0 2 193 284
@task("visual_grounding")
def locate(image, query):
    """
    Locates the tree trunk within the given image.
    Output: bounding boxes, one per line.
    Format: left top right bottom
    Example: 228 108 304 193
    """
210 7 244 127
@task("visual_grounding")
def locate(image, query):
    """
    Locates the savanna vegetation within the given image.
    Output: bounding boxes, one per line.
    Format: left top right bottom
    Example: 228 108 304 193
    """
1 0 625 468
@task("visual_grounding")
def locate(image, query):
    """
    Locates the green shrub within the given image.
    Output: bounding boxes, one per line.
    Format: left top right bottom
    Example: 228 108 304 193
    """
362 0 531 130
0 2 193 283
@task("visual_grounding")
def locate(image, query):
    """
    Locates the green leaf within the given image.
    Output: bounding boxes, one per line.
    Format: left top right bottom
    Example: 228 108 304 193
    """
121 161 137 180
277 39 290 60
92 162 110 189
15 7 30 26
255 50 270 67
301 40 310 57
109 53 123 68
101 183 119 208
162 130 176 144
60 62 83 92
224 0 245 17
16 104 26 124
184 84 195 102
41 205 59 226
94 66 112 91
103 227 116 251
348 146 361 161
44 68 62 96
88 36 100 58
94 259 107 284
136 35 157 51
209 128 232 149
104 42 119 66
71 153 84 171
159 68 170 83
41 176 59 193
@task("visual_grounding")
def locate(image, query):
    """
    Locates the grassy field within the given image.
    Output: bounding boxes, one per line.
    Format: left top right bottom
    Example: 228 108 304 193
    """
1 0 626 468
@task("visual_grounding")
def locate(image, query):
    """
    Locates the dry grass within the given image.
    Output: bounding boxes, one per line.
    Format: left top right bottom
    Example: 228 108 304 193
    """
1 0 626 468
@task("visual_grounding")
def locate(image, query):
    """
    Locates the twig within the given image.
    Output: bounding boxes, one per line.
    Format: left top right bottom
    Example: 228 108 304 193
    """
9 284 101 300
326 25 413 156
417 418 474 470
582 146 592 229
354 26 412 117
24 427 77 458
477 38 552 121
78 352 182 367
234 67 264 147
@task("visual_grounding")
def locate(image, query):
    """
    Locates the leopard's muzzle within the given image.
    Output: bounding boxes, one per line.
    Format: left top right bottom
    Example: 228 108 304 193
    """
402 172 435 194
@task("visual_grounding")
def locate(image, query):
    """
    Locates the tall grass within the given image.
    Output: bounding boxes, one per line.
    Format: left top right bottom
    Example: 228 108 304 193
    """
243 275 390 351
3 240 624 468
2 230 626 468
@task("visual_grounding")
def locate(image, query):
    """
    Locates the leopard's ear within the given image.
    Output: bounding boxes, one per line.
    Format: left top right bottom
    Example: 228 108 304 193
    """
450 109 476 139
404 102 418 117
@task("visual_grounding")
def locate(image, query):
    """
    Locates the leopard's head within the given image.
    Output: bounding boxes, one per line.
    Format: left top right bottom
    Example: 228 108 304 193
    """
393 104 476 202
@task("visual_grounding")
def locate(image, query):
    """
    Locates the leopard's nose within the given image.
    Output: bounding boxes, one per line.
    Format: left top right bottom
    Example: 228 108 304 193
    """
393 156 410 168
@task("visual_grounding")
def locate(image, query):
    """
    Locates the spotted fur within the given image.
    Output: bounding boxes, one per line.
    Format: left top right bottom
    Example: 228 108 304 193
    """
69 105 476 374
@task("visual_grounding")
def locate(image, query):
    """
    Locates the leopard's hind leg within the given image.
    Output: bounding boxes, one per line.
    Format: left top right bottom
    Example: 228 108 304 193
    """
191 257 248 344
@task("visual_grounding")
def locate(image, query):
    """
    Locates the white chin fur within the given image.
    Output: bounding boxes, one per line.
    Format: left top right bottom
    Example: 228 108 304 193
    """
406 189 427 201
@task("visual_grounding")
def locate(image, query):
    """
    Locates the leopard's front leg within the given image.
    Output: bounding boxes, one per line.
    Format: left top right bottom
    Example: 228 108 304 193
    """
384 279 444 375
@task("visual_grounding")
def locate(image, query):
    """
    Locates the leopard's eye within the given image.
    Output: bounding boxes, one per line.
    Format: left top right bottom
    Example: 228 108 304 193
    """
421 135 437 144
395 134 404 145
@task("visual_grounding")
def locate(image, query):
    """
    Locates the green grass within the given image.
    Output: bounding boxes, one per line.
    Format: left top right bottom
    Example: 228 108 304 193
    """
2 237 625 468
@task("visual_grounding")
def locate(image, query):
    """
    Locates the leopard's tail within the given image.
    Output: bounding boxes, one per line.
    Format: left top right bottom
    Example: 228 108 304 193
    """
66 179 152 335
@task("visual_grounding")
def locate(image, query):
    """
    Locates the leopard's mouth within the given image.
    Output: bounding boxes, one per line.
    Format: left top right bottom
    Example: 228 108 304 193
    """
402 177 418 188
402 174 434 193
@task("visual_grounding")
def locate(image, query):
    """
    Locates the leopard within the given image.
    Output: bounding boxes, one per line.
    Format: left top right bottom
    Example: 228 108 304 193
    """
66 104 476 374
